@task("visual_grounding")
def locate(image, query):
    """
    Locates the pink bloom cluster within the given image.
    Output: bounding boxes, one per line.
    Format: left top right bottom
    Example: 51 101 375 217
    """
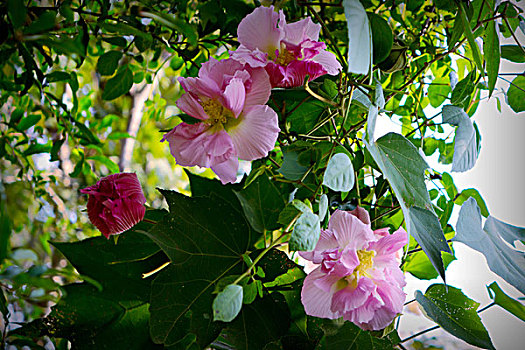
300 208 408 331
80 173 146 238
163 6 341 183
232 6 341 87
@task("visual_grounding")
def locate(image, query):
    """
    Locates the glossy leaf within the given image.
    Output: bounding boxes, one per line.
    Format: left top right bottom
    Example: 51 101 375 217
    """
101 66 133 100
501 45 525 63
343 0 371 74
487 282 525 322
405 250 456 280
454 198 525 294
213 284 243 322
368 13 393 64
97 51 123 76
483 17 500 96
416 284 495 349
322 153 355 192
507 76 525 113
442 105 479 172
289 211 320 251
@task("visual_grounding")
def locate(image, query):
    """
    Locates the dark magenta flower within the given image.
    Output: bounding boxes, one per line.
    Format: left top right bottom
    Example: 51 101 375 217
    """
80 173 146 238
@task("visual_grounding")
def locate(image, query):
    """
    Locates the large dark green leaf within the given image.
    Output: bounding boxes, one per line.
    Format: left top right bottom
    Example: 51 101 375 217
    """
453 198 525 294
145 190 255 348
101 66 133 100
507 76 525 113
317 321 394 349
97 51 123 76
7 0 26 28
235 174 288 233
221 293 291 350
487 282 525 322
365 105 451 282
368 13 393 64
415 284 495 349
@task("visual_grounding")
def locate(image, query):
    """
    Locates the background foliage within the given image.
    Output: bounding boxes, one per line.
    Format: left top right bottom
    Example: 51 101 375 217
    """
0 0 524 349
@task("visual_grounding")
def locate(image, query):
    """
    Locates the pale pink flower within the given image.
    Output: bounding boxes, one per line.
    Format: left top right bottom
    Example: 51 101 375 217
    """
232 6 342 88
300 209 408 331
80 173 146 238
163 58 280 184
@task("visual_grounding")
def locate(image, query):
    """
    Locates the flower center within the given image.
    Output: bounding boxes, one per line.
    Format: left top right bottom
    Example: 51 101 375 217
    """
355 249 375 276
275 47 296 66
200 98 239 132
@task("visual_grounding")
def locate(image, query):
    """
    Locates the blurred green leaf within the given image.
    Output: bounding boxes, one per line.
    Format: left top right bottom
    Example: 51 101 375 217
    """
102 66 133 100
97 51 123 76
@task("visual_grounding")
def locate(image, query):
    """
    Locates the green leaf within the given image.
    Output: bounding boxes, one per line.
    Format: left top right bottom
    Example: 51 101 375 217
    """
454 188 489 217
405 250 456 280
507 76 525 113
23 142 51 156
450 71 475 108
102 66 133 100
141 11 198 48
102 36 128 47
487 282 525 322
428 76 451 108
442 105 479 172
221 293 291 350
364 129 451 281
289 211 320 251
448 14 464 51
7 0 27 28
235 174 287 233
483 18 500 96
24 11 56 34
453 198 525 294
415 284 495 349
87 155 119 174
368 13 393 64
145 190 254 347
344 0 371 74
97 51 123 76
50 138 65 162
213 284 243 322
323 153 355 192
15 114 41 131
46 71 71 83
459 2 484 74
0 200 11 266
317 321 394 349
501 45 525 63
0 287 7 321
187 170 243 211
279 148 309 181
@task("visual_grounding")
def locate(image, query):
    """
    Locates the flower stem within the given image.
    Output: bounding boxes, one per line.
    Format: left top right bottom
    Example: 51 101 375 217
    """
143 218 158 225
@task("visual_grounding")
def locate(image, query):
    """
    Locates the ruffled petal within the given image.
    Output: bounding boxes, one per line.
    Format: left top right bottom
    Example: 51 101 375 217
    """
230 46 269 68
237 6 283 54
356 306 397 331
163 123 211 167
176 93 209 121
368 227 408 257
348 206 371 226
301 267 340 319
328 210 376 250
223 77 246 118
244 67 272 108
340 247 359 271
331 277 374 313
300 228 339 263
228 105 280 161
211 156 239 184
284 17 321 45
279 60 326 88
311 50 342 75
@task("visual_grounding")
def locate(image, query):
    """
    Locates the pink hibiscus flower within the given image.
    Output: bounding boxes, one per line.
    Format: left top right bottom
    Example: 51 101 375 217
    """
300 208 408 331
231 6 342 88
163 58 280 184
80 173 146 238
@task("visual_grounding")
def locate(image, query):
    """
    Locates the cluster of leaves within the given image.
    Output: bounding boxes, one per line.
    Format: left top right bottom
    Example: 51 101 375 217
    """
1 0 524 349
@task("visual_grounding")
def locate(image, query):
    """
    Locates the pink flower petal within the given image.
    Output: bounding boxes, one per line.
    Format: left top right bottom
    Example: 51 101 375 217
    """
279 60 326 88
284 17 321 45
348 206 371 226
176 93 209 121
356 305 397 331
228 105 280 161
223 77 246 118
230 46 269 68
331 277 374 313
311 50 342 76
163 123 211 167
211 156 239 184
237 6 284 54
301 267 340 319
300 228 339 263
328 210 376 250
340 247 359 271
244 67 272 108
368 227 408 257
